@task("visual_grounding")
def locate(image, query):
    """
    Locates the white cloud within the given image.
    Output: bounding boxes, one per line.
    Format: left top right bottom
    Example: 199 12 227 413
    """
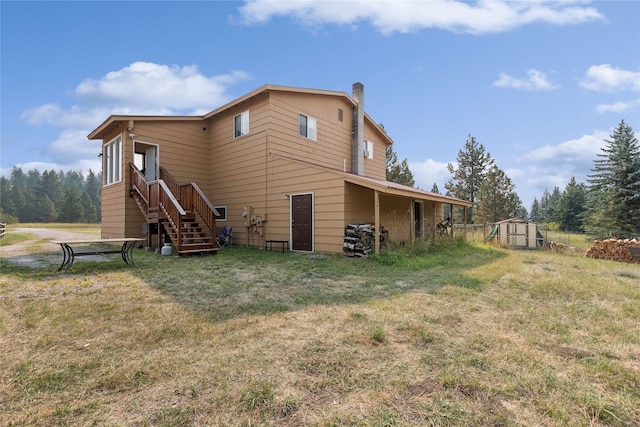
75 62 250 111
16 62 250 174
46 129 100 163
408 158 453 191
580 64 640 92
493 69 558 91
238 0 603 34
596 98 640 114
526 131 608 164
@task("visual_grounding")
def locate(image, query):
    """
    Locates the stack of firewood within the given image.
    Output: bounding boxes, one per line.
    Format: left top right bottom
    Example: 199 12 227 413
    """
343 223 387 257
585 238 639 263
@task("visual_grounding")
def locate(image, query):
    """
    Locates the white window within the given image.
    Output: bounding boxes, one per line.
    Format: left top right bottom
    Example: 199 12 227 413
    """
299 114 317 140
364 140 373 159
103 135 122 186
234 110 249 138
214 206 227 221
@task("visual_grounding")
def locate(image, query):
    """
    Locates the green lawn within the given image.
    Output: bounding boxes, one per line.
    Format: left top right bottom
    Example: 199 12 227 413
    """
1 236 639 426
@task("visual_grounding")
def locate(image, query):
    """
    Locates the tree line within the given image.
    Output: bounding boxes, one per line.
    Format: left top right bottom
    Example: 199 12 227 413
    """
0 168 102 224
386 119 640 238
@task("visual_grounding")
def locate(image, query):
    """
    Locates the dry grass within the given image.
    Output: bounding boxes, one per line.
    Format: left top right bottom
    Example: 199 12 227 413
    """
1 232 639 426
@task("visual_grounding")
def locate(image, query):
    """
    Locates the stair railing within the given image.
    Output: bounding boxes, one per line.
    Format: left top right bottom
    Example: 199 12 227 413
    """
130 163 149 210
158 180 186 247
160 167 181 202
159 166 217 237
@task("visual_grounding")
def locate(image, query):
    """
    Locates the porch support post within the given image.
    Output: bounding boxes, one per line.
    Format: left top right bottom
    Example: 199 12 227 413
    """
463 205 468 238
374 190 380 254
409 199 415 245
432 202 437 242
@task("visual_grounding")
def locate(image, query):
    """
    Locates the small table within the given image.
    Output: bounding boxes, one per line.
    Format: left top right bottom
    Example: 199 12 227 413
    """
265 240 289 252
50 238 144 273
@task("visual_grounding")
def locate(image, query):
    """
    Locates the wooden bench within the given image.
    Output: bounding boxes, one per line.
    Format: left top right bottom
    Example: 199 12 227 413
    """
50 238 144 273
627 245 640 264
265 240 289 252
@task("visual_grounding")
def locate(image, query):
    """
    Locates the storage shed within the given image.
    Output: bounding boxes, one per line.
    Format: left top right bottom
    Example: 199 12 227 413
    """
488 218 543 249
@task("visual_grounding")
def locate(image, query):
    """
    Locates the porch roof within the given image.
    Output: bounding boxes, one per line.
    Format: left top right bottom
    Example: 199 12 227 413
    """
271 153 472 207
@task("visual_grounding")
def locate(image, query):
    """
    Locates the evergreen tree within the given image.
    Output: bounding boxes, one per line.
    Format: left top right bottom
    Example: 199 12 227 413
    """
530 198 542 222
57 188 85 223
385 145 415 187
80 191 97 223
36 195 58 223
430 183 440 194
546 187 562 224
445 135 494 223
583 120 640 237
556 177 586 232
9 167 32 222
86 170 101 222
40 169 63 207
539 189 551 223
63 170 84 191
0 177 13 217
474 165 522 222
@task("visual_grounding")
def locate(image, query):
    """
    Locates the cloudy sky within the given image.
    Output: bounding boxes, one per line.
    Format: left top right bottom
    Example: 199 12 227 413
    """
1 1 639 208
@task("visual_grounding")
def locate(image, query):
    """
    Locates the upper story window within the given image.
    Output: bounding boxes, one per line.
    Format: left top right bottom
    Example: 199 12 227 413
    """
234 110 249 138
299 114 317 141
364 140 374 159
103 135 122 186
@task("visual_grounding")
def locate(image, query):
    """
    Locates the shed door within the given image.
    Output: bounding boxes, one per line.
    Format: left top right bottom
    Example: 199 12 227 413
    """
291 194 313 251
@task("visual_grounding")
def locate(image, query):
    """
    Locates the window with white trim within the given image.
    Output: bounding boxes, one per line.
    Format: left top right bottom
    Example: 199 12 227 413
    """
214 206 227 221
364 140 373 159
103 135 122 186
234 110 249 138
299 114 317 140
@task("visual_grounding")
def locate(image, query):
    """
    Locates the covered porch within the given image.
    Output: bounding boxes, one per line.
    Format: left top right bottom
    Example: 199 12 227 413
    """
344 176 472 254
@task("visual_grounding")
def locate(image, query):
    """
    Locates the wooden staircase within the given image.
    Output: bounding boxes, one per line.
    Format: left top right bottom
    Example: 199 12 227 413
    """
130 164 219 256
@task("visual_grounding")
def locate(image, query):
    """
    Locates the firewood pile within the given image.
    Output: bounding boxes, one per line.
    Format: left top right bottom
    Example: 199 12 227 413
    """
585 238 640 263
343 223 388 257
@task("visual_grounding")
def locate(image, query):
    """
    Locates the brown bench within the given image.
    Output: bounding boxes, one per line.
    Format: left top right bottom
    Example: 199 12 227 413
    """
265 240 289 252
627 246 640 264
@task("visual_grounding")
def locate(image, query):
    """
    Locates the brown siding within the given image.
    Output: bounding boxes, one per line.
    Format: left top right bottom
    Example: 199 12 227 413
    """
133 121 210 192
363 121 388 180
267 91 355 174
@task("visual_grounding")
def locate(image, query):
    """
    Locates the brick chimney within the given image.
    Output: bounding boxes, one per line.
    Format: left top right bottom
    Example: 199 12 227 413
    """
351 82 365 176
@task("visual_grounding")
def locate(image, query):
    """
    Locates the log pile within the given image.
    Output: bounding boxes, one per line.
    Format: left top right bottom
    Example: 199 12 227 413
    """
584 238 640 263
343 223 387 257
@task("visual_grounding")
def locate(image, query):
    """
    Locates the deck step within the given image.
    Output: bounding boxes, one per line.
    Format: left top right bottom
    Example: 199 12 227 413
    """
177 248 220 256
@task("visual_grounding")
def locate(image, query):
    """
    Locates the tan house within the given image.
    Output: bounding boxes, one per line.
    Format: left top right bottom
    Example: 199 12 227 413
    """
88 82 471 255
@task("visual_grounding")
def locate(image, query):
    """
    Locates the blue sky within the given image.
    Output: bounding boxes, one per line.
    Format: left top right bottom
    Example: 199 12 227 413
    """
1 1 639 209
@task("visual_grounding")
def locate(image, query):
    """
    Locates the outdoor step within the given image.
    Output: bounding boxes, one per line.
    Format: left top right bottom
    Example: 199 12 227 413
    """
177 248 220 257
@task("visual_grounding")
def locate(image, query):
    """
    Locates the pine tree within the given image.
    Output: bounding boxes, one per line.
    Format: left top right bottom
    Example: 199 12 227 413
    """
539 189 551 223
546 187 562 224
385 145 415 187
85 170 102 222
430 183 440 194
474 165 522 223
583 120 640 237
556 177 586 232
36 195 58 223
445 135 494 223
58 188 85 223
530 198 542 222
40 169 63 208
